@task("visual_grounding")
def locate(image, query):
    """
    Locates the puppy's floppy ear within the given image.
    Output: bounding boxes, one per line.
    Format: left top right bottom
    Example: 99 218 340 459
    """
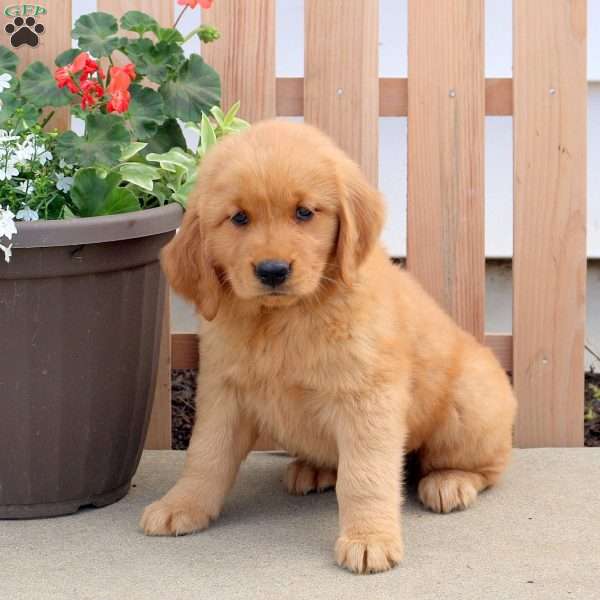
336 158 385 285
161 205 221 321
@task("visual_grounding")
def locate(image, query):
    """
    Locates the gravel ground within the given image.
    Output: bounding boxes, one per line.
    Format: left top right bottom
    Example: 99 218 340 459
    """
171 369 600 449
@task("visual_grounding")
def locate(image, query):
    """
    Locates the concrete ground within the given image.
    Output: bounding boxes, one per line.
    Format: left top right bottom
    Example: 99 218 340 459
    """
1 449 599 600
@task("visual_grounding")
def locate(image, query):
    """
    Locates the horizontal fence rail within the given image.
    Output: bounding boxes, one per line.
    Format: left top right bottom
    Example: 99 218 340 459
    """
276 77 514 117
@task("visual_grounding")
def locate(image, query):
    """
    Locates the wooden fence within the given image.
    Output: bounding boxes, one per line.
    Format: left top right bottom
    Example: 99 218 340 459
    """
10 0 587 449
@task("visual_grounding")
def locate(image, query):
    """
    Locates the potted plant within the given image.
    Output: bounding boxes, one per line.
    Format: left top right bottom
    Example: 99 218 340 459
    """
0 4 248 518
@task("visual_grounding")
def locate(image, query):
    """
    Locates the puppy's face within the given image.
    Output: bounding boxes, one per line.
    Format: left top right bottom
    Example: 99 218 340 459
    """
203 144 341 307
162 121 384 320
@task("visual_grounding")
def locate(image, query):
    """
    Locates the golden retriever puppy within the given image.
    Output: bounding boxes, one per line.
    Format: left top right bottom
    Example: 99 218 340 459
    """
141 120 517 574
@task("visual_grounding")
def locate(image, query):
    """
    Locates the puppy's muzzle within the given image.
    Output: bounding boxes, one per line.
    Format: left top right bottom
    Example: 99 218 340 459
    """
255 260 291 288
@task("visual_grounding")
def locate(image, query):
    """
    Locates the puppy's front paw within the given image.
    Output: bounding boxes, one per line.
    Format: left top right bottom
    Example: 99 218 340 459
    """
335 533 403 574
285 459 337 495
140 497 210 536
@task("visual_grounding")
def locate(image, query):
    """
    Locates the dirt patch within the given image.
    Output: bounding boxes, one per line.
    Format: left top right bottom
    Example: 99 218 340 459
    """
171 369 197 450
171 369 600 449
585 370 600 447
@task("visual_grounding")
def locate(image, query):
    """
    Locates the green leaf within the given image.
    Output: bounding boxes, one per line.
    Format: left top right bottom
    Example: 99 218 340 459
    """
146 147 197 177
226 117 250 134
127 85 166 139
209 105 225 127
143 118 187 155
20 62 71 108
199 113 217 156
120 141 148 161
0 46 18 75
11 103 40 131
0 89 20 125
103 187 140 215
71 168 140 217
0 89 40 130
125 39 183 85
172 171 197 208
120 11 159 36
160 55 221 122
223 101 241 126
156 27 184 44
55 48 80 67
72 12 121 57
63 206 77 219
57 113 131 167
118 162 161 192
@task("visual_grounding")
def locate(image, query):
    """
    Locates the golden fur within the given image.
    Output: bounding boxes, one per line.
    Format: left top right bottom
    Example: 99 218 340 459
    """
140 120 517 574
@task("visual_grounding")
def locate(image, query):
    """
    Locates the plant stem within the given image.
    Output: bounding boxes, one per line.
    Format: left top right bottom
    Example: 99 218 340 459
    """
40 110 55 129
182 25 201 44
173 5 188 29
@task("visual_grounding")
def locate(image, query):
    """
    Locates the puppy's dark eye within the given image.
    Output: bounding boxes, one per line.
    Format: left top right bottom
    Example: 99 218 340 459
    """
296 206 314 222
231 211 249 226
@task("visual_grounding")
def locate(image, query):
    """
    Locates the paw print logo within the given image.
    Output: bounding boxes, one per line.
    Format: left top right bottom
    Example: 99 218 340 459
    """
5 16 44 48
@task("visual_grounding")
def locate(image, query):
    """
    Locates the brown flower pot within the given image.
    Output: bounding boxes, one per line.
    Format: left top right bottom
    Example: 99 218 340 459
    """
0 204 182 518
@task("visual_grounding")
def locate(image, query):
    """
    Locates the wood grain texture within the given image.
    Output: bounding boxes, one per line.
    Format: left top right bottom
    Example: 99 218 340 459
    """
7 0 71 130
97 0 173 25
304 0 378 184
407 0 485 341
202 0 276 122
513 0 586 447
277 78 512 117
145 287 172 450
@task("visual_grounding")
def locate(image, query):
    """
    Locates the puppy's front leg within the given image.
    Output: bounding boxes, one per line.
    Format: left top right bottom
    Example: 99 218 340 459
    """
334 390 406 574
141 381 256 536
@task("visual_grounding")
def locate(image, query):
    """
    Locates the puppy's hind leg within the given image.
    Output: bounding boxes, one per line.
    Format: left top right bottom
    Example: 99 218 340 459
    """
418 350 516 514
285 459 337 495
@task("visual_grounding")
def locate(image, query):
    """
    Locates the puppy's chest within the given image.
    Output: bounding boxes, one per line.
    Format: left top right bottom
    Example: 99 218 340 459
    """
217 325 345 460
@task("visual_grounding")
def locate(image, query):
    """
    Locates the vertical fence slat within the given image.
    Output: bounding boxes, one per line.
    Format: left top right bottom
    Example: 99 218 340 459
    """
407 0 485 341
304 0 378 184
203 0 277 450
98 0 174 450
202 0 276 122
9 0 72 130
513 0 586 447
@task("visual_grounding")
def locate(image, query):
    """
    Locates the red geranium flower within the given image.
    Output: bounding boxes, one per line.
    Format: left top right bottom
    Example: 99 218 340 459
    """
106 89 131 113
177 0 213 9
54 66 78 94
80 79 104 109
71 52 89 74
55 51 104 98
108 64 136 91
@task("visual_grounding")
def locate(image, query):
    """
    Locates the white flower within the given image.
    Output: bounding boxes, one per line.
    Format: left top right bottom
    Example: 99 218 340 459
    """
14 142 35 163
16 206 39 222
0 73 12 93
37 149 52 165
0 206 17 240
0 242 12 263
59 158 73 170
17 180 30 194
0 129 18 144
56 173 74 193
0 162 19 181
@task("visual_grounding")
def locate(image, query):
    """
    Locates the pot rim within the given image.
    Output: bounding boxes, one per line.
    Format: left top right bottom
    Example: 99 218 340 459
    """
11 203 183 248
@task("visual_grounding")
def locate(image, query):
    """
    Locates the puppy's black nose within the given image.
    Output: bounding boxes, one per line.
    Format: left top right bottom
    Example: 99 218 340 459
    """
255 260 291 287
